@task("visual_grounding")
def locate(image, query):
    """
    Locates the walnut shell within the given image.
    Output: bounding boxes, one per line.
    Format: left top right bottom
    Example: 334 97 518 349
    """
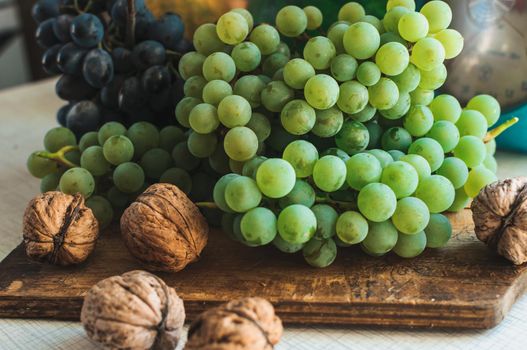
186 297 283 350
120 183 208 272
23 191 99 265
472 177 527 265
81 270 185 350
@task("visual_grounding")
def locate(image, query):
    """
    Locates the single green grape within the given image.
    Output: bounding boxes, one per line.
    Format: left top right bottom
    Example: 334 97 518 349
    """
393 230 427 258
172 142 200 171
303 6 323 30
351 103 378 123
436 157 469 189
159 167 192 194
275 5 307 37
79 131 99 152
415 174 456 213
358 183 397 222
375 42 409 76
256 158 296 198
59 167 95 197
356 61 381 87
429 94 462 123
224 176 262 213
203 80 233 106
213 173 239 212
392 197 430 234
159 126 185 153
126 121 160 158
246 113 271 142
367 149 394 168
466 94 501 127
336 211 368 245
280 99 316 135
193 23 225 55
391 63 420 93
282 140 319 178
456 109 488 138
216 11 248 45
337 81 369 114
424 213 452 248
107 186 130 209
327 23 349 54
183 76 207 99
175 97 201 128
140 148 172 179
187 131 217 158
448 187 470 212
368 77 400 110
313 155 347 192
381 161 419 198
338 2 365 23
27 151 59 178
453 135 486 168
178 51 206 80
233 75 266 108
112 162 144 194
279 179 316 208
409 87 434 106
464 166 497 198
278 204 317 244
85 195 113 229
304 37 338 70
218 95 252 128
202 52 236 82
411 37 445 71
403 105 434 137
80 146 111 176
433 29 463 59
379 92 411 120
343 22 380 59
40 172 61 192
304 74 339 110
242 156 267 180
408 137 444 172
381 127 412 152
426 120 460 153
44 127 76 152
188 103 219 134
273 234 305 253
420 0 452 33
312 204 338 240
346 153 382 190
303 238 337 268
312 107 344 137
383 6 411 34
418 64 447 90
335 120 369 154
240 207 277 246
398 12 428 42
102 135 134 166
249 24 280 55
330 54 358 82
283 58 315 90
361 220 399 256
223 127 258 162
261 81 295 113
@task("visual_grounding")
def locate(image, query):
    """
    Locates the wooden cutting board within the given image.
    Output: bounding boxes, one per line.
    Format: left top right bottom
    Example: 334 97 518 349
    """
0 209 525 329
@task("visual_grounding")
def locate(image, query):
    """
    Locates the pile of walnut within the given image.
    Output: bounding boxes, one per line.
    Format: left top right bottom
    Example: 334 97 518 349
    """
472 177 527 265
22 183 208 271
81 270 283 350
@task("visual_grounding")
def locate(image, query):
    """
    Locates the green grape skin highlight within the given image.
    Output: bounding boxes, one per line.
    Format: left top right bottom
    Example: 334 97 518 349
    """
312 204 339 240
189 103 219 134
408 137 444 172
312 107 344 137
303 36 336 70
424 213 452 248
392 197 430 235
303 6 323 30
249 24 280 55
358 183 397 222
383 6 410 34
466 94 501 127
415 175 456 213
85 195 114 229
337 81 369 115
218 95 252 128
277 204 317 244
433 29 464 59
280 99 316 135
223 127 258 162
224 176 262 213
361 220 399 256
429 94 462 123
313 155 347 192
59 167 95 197
375 42 409 76
368 78 400 110
240 207 277 246
80 146 111 176
231 8 253 31
411 37 445 71
44 127 76 153
398 12 429 42
102 135 134 166
456 109 488 138
453 136 486 168
436 157 468 189
343 22 380 60
420 0 452 34
278 179 316 209
303 238 337 268
304 74 339 110
202 52 236 82
336 211 368 245
338 2 365 23
335 120 370 155
282 140 319 178
178 51 206 80
283 58 315 90
356 61 381 87
159 168 192 194
216 11 249 45
275 5 307 37
381 161 419 199
464 166 498 198
346 153 382 190
393 231 427 258
256 158 296 199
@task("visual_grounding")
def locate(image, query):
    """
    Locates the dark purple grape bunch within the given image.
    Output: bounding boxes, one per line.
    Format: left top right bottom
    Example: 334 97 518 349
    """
32 0 191 138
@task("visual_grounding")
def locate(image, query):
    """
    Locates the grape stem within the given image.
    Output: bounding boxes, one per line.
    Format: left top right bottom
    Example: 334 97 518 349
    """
195 202 219 209
125 0 136 48
35 145 79 168
484 117 519 143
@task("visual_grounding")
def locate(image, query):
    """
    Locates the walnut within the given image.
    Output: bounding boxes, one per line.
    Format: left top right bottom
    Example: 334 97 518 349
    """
472 177 527 265
81 270 185 350
23 191 99 265
185 297 283 350
120 183 208 272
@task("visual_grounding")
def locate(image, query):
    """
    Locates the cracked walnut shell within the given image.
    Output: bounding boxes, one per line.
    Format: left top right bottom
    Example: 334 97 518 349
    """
81 270 185 350
186 297 283 350
23 191 99 265
472 177 527 265
120 183 208 272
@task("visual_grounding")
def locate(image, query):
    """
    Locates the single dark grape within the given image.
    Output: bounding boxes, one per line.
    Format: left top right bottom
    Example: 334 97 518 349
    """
31 0 59 23
141 65 171 93
173 38 193 53
118 76 146 112
147 13 185 50
55 74 97 101
135 10 156 41
131 40 166 70
82 48 114 88
70 13 104 48
111 47 133 73
100 75 124 110
57 42 87 75
42 44 62 75
52 15 73 43
56 103 73 126
35 18 60 48
66 100 101 136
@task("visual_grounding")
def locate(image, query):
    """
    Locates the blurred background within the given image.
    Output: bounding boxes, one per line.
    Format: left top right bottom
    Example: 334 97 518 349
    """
1 0 526 150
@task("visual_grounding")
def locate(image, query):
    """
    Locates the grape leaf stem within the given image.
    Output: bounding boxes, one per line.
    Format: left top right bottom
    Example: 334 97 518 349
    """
35 145 79 168
125 0 136 48
484 117 519 143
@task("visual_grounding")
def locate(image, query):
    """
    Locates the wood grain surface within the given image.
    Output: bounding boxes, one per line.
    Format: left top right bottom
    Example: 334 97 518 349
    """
0 209 526 329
